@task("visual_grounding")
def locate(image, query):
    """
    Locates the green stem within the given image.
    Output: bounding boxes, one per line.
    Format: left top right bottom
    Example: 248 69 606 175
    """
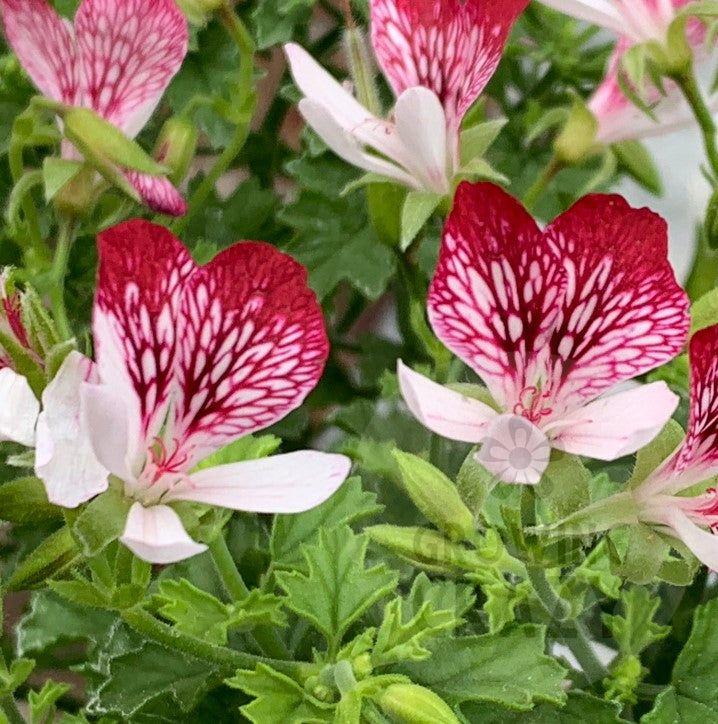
121 607 308 678
49 217 78 341
671 66 718 180
8 136 45 260
523 157 562 212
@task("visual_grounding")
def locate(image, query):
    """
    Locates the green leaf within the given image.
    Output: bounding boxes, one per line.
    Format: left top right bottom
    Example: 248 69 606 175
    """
227 664 334 723
692 288 718 335
28 680 71 724
602 587 670 656
373 598 458 666
6 526 79 592
192 435 281 472
629 419 685 490
608 524 669 585
42 157 83 201
276 526 398 649
252 0 314 50
481 580 532 634
537 453 591 520
400 191 442 251
48 579 109 608
0 658 35 696
399 625 567 709
270 476 380 567
0 476 62 525
406 573 476 621
72 484 132 557
460 118 507 165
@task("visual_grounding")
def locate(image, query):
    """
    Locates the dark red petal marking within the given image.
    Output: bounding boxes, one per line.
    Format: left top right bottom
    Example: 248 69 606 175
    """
370 0 528 126
429 182 567 410
124 170 188 217
173 242 329 462
0 0 80 103
74 0 188 136
94 220 196 437
544 195 689 412
667 325 718 479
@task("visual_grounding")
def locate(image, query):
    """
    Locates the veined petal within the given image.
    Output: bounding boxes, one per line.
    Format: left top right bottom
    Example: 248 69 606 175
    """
538 0 625 33
428 182 567 408
544 195 690 413
74 0 188 137
397 360 497 443
121 502 206 564
393 88 450 194
0 367 39 447
550 382 679 460
166 451 351 513
94 220 197 464
123 171 188 217
662 507 718 571
172 242 330 465
35 352 109 508
370 0 529 127
297 99 418 188
0 0 80 103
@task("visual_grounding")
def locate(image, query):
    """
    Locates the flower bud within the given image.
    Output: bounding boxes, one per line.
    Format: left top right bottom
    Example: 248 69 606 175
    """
352 653 373 681
379 684 459 724
154 117 199 185
553 98 600 165
175 0 224 26
705 188 718 250
647 17 692 77
392 451 475 541
343 27 381 115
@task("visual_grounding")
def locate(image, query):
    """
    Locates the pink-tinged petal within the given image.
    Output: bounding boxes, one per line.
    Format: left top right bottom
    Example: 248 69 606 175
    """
35 352 109 508
167 451 351 513
0 368 38 447
370 0 528 127
476 413 551 485
662 507 718 571
124 171 188 217
550 382 679 460
81 382 133 481
173 243 329 464
94 220 196 462
539 0 624 33
397 360 496 443
393 88 450 194
428 182 567 409
544 195 690 412
0 0 80 103
121 502 206 564
74 0 188 137
297 99 418 188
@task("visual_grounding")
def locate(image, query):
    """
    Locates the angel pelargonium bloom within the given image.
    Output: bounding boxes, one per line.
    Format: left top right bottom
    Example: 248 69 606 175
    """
0 0 189 215
541 0 711 144
400 182 690 485
632 325 718 570
34 220 350 564
284 0 528 195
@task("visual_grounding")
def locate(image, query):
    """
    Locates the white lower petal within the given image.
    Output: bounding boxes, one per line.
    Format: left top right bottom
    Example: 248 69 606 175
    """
394 88 451 195
663 507 718 571
166 451 352 513
35 352 109 508
0 368 39 447
120 502 206 565
551 382 679 460
398 360 497 443
298 99 418 188
476 414 551 486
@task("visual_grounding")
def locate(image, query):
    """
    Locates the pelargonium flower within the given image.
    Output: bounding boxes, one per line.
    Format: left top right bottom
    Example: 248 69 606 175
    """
284 0 528 195
0 0 189 215
25 220 351 564
399 182 690 484
633 324 718 570
541 0 710 144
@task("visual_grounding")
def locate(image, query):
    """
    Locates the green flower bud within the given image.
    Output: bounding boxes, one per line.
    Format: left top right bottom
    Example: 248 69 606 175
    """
379 684 459 724
392 450 475 541
647 16 692 77
553 98 600 165
343 27 381 115
351 653 373 681
705 187 718 250
154 117 199 184
52 163 97 217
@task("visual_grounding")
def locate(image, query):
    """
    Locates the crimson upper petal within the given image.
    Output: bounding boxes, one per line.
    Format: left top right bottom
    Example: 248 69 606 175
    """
370 0 529 128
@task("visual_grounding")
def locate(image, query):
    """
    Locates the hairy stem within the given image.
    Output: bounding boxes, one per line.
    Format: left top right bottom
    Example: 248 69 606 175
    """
523 157 562 212
49 217 78 341
8 136 45 261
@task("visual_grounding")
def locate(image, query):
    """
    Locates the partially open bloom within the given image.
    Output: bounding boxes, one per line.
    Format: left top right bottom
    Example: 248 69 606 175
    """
634 325 718 570
284 0 528 195
0 0 189 215
23 220 351 563
541 0 710 144
400 182 690 484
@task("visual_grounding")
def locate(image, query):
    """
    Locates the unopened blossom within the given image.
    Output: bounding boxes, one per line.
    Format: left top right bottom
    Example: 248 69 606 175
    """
400 182 689 484
541 0 711 143
0 0 189 215
17 220 351 563
633 324 718 570
285 0 528 195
